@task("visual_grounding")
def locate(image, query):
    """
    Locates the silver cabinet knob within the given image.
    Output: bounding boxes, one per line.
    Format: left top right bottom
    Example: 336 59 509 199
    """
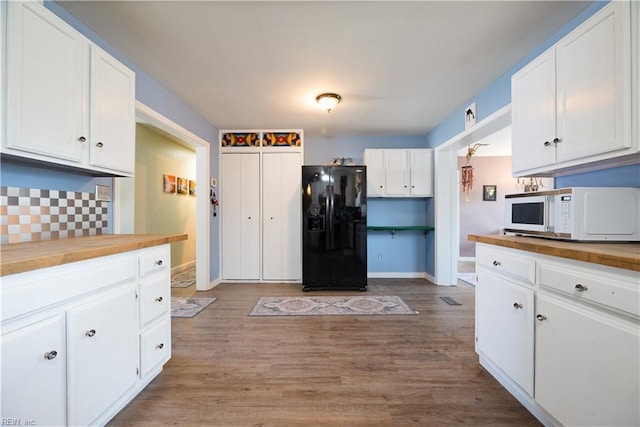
85 329 96 337
544 140 551 147
536 314 547 321
156 343 164 350
78 136 86 142
553 137 561 144
492 260 501 266
155 296 163 302
155 260 163 266
44 350 58 360
96 142 104 148
575 284 588 292
513 302 523 309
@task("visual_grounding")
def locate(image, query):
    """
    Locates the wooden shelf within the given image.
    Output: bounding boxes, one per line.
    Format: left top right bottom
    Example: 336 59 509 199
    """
367 225 434 238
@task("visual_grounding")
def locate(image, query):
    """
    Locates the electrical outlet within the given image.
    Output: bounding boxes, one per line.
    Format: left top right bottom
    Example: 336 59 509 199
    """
95 184 111 202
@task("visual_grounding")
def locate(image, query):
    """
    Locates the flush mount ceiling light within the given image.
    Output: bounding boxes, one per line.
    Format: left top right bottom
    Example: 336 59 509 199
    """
316 93 342 113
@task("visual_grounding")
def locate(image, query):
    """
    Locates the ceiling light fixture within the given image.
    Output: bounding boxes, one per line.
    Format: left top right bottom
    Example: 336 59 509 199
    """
316 93 341 113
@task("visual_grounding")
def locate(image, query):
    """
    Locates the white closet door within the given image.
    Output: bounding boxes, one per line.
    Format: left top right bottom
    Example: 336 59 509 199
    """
221 153 260 280
263 153 301 281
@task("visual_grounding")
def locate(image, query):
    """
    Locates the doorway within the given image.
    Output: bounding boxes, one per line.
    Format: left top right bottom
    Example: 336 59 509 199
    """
114 102 213 291
433 105 511 286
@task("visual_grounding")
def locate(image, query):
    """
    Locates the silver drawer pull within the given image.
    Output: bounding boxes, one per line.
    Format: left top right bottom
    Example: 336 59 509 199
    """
492 260 501 266
156 343 164 350
85 329 96 337
574 284 588 292
155 260 163 266
536 314 547 321
513 302 523 309
44 350 58 360
155 296 163 302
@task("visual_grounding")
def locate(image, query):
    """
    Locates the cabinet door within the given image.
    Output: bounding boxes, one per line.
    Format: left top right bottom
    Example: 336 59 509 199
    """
364 149 385 197
535 293 640 427
511 48 557 174
5 1 84 162
408 149 432 196
263 152 301 281
67 284 138 426
384 150 410 196
89 44 136 175
221 153 260 280
556 1 631 163
1 315 66 426
476 269 534 396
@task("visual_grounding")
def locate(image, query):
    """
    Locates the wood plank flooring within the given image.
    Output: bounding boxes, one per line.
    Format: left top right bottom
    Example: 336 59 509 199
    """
108 279 540 426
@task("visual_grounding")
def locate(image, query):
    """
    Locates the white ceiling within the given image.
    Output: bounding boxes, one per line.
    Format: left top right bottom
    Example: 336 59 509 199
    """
58 1 591 138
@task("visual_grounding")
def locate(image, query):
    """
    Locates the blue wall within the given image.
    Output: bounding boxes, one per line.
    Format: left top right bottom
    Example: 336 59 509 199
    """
423 0 639 277
305 135 431 274
5 2 222 280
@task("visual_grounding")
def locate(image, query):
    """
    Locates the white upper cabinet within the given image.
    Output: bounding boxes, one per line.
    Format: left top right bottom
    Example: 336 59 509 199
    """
5 1 85 163
364 149 433 197
3 1 135 176
512 1 636 177
88 45 136 174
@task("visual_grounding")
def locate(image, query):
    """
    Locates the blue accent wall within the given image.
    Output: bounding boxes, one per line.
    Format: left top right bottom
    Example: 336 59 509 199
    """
305 135 431 274
423 0 640 278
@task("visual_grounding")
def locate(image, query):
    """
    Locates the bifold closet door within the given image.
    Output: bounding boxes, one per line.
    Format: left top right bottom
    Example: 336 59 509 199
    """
262 153 301 281
221 153 260 280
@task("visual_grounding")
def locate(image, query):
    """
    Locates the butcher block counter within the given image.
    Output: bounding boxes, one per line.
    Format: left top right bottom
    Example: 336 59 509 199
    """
468 234 640 272
0 233 188 276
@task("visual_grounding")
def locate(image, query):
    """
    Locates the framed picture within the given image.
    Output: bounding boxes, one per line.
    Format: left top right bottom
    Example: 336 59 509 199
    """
189 180 196 197
177 177 189 195
483 185 497 201
163 174 176 193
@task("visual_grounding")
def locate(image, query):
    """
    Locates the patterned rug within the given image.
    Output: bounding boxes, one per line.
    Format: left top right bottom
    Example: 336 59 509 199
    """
248 296 417 316
171 268 196 288
457 273 477 287
171 297 217 318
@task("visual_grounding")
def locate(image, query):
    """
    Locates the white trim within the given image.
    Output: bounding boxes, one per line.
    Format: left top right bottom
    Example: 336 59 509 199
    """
458 257 476 263
368 272 430 279
113 101 213 291
434 105 511 286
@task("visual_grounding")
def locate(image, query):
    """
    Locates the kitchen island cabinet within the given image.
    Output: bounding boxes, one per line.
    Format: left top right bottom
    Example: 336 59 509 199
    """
0 234 186 426
470 235 640 426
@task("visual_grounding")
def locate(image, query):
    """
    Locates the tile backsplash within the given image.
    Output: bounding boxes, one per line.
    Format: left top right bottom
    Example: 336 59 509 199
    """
0 186 108 244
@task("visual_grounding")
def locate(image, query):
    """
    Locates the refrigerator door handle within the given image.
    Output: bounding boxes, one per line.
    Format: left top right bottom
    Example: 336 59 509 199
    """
326 184 335 250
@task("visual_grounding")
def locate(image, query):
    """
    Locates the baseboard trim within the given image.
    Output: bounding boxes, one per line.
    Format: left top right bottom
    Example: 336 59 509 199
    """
171 260 195 275
368 272 428 279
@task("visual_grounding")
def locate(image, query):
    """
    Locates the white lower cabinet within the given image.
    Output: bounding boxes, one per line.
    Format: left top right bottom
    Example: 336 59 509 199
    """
535 292 640 427
476 270 534 396
1 315 66 426
475 242 640 426
67 284 138 426
0 244 173 426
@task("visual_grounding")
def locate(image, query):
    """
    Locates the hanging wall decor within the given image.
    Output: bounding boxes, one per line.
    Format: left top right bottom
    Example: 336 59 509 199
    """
460 143 489 201
177 177 189 195
163 174 177 193
483 185 497 201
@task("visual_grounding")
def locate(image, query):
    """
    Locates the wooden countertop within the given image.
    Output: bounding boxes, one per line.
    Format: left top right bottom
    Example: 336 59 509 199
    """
468 234 640 272
0 234 188 277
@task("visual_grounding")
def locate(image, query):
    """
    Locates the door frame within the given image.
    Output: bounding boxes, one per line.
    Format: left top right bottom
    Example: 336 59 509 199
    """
434 104 511 286
113 101 213 291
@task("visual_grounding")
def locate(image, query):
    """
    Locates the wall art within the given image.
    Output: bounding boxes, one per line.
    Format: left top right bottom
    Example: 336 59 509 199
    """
163 174 176 193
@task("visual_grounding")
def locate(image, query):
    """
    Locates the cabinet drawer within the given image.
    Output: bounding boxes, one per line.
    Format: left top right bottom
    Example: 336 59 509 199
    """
139 245 170 277
139 275 169 328
538 261 640 317
140 319 170 377
476 244 535 284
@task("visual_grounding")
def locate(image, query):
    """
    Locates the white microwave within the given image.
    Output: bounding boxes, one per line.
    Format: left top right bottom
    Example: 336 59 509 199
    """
504 187 640 241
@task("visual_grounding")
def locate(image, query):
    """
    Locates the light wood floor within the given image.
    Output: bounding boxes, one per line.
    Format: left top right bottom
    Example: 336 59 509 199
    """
108 279 540 426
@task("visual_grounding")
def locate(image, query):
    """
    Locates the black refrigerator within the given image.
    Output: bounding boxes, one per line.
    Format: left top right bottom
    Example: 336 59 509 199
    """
302 165 367 291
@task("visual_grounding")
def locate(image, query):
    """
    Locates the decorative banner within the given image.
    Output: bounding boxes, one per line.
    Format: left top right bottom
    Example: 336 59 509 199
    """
262 132 301 147
221 132 260 147
163 174 176 193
